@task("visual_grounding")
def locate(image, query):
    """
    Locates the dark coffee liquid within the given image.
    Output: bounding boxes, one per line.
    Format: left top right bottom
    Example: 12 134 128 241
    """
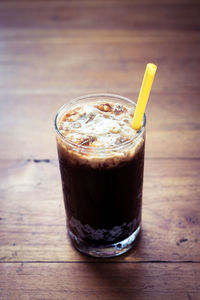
57 142 145 246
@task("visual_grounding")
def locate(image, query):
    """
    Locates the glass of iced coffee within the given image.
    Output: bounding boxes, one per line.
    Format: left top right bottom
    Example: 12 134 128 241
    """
55 93 146 257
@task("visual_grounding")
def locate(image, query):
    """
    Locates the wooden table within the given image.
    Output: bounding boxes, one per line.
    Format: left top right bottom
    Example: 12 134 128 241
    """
0 0 200 299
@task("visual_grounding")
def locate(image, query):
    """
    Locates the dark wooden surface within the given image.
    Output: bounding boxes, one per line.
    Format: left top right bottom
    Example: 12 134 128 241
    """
0 1 200 299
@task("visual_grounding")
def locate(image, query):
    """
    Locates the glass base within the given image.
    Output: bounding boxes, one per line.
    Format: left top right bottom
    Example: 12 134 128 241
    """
68 225 141 258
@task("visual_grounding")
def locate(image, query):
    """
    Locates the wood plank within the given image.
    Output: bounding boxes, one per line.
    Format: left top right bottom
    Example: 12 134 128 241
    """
0 263 199 300
0 3 199 94
0 28 199 42
0 93 199 159
0 39 199 93
0 159 199 262
1 33 200 63
0 0 199 31
2 0 200 3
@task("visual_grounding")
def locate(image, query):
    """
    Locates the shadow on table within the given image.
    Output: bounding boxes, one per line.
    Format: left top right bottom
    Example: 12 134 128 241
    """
83 233 148 299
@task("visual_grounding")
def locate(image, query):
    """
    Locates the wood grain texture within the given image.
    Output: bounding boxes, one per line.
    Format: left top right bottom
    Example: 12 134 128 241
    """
0 1 199 95
0 31 199 93
0 0 199 31
0 263 200 300
0 0 200 298
0 159 199 262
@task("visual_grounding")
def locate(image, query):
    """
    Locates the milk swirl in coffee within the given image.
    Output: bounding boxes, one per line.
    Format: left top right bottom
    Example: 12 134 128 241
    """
56 101 144 168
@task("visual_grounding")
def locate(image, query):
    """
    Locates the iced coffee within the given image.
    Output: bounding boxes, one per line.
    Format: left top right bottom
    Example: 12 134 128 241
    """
55 94 146 257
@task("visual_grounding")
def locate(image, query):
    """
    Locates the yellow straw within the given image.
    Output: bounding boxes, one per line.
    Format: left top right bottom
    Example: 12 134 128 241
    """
132 63 157 130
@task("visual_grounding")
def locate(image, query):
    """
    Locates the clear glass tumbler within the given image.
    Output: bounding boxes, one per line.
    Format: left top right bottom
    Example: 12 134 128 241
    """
55 94 146 257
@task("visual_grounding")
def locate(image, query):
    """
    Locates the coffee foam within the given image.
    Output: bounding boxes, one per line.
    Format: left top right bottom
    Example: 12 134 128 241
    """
56 101 144 168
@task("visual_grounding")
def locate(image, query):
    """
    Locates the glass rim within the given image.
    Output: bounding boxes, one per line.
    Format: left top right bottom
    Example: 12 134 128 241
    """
54 93 146 151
